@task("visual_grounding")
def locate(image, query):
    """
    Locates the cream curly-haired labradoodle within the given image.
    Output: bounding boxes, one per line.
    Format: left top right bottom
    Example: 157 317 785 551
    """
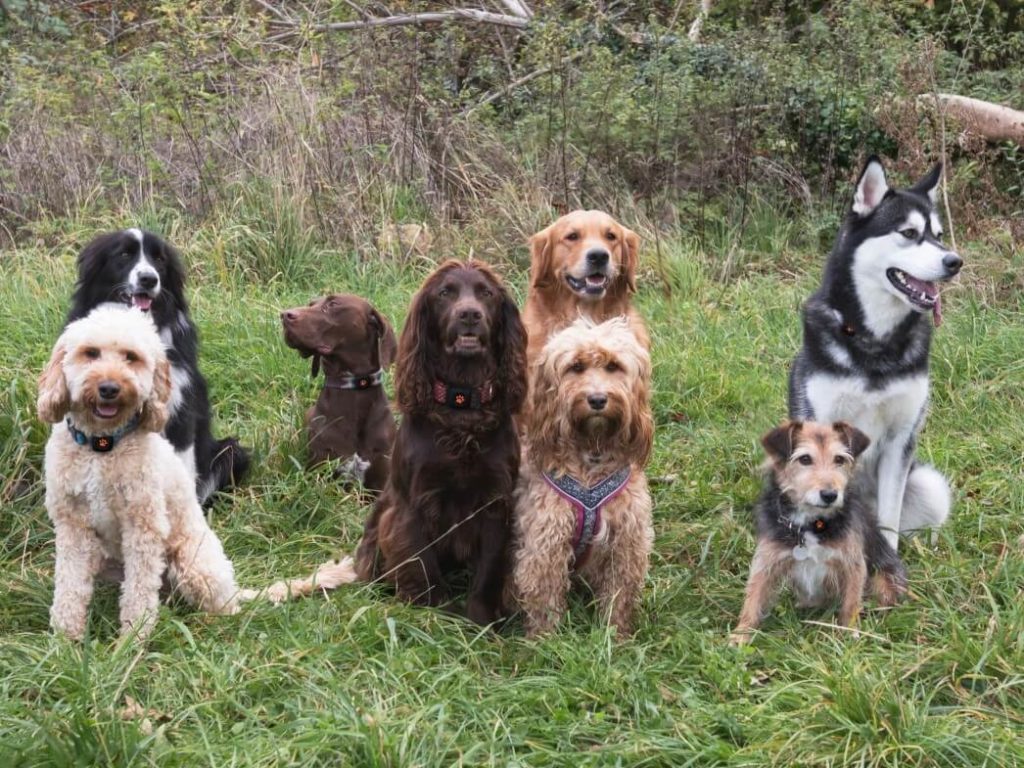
513 318 654 636
37 306 244 640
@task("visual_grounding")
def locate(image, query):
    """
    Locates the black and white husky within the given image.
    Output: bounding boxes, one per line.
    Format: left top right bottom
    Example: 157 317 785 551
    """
67 229 250 504
788 157 963 549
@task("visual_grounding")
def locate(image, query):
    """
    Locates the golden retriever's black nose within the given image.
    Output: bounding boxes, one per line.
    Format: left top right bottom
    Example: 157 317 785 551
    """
586 249 609 268
943 253 963 275
819 489 838 505
98 381 121 400
587 394 608 410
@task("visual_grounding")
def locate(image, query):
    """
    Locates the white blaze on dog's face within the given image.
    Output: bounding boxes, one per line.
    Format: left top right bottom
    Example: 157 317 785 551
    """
848 159 964 335
529 211 639 302
531 318 653 463
39 306 170 433
762 421 870 513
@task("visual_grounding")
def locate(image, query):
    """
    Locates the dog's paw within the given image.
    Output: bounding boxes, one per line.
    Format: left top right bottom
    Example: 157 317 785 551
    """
729 631 753 647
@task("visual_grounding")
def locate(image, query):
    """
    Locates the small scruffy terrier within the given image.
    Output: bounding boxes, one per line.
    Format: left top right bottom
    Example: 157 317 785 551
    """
731 420 907 645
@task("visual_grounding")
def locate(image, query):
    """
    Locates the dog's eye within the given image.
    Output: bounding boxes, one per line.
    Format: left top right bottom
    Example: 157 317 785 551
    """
480 287 493 298
605 361 620 372
606 231 617 241
438 287 451 298
568 360 585 374
834 455 849 466
151 252 164 263
796 454 813 466
124 351 139 363
566 232 580 242
84 347 100 360
900 228 919 240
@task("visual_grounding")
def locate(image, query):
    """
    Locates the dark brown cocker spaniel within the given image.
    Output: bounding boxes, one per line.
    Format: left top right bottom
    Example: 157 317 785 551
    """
354 260 527 624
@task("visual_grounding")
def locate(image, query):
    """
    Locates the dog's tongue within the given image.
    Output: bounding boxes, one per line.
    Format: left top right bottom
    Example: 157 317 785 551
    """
96 403 118 418
903 274 942 326
132 294 152 311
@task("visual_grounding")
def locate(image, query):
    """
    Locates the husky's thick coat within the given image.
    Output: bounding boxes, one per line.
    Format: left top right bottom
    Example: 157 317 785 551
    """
789 158 963 549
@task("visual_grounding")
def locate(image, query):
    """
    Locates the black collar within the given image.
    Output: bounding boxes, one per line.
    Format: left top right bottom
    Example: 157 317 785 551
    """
777 512 835 547
432 379 494 410
323 369 384 391
66 414 141 453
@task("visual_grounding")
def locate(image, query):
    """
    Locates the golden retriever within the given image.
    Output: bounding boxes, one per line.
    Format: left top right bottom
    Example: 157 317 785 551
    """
522 210 648 366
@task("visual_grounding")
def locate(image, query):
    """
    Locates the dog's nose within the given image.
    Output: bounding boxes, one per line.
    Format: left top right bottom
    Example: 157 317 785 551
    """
138 273 158 290
586 249 610 268
281 310 297 322
943 253 963 275
458 307 483 324
587 393 608 411
819 489 838 505
98 381 120 400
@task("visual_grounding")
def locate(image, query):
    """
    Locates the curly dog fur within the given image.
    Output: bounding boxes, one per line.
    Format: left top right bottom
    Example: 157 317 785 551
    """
38 306 243 640
513 318 655 636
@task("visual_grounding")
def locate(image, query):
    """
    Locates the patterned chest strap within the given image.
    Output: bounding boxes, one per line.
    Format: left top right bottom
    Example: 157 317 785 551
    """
542 466 632 569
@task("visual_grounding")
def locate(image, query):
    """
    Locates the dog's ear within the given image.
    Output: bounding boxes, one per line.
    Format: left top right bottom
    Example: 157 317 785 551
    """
620 226 640 293
834 421 871 459
370 308 398 369
911 162 943 205
37 340 70 424
761 421 801 462
525 349 565 463
529 225 556 290
394 277 438 414
139 357 172 432
496 283 528 415
157 236 188 308
624 350 655 466
852 156 889 217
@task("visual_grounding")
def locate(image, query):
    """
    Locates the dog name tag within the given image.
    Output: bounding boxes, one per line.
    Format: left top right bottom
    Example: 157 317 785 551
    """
792 545 810 561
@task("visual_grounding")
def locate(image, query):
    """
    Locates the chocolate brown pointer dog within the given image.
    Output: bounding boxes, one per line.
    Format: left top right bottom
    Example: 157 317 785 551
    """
354 260 527 624
281 294 397 492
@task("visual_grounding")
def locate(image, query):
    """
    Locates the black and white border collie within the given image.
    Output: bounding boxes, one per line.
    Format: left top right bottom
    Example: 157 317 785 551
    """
66 228 250 503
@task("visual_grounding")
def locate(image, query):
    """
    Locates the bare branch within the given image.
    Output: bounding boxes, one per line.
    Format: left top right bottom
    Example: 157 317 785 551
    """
918 93 1024 145
251 0 293 23
497 0 532 18
688 0 711 43
269 8 529 32
463 51 585 116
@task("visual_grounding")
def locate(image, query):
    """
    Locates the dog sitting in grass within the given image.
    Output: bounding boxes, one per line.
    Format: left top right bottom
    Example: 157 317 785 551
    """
731 420 908 646
38 306 245 640
281 294 397 493
512 318 654 637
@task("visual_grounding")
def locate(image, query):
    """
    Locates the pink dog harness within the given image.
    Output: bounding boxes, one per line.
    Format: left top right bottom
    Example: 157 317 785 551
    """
542 467 632 569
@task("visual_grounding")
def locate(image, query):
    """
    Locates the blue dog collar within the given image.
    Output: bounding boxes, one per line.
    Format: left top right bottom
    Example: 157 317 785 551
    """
66 414 141 453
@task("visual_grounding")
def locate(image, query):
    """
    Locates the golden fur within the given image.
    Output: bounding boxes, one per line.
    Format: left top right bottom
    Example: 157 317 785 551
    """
39 306 243 640
522 211 649 368
512 318 654 636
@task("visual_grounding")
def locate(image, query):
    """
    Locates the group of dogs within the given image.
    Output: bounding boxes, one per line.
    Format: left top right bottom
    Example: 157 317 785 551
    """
36 156 963 645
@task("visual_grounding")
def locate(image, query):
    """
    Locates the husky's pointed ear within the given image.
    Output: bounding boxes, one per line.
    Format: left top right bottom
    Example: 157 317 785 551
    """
834 421 871 459
37 340 70 424
911 162 943 205
852 156 889 216
762 421 801 463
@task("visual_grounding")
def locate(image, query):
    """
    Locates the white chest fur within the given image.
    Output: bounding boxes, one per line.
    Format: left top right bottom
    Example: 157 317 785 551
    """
804 373 928 458
790 533 839 599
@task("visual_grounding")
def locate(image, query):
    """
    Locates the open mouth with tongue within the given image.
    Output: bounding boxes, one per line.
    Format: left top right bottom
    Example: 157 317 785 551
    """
886 268 943 325
130 293 153 312
93 401 120 419
565 272 609 296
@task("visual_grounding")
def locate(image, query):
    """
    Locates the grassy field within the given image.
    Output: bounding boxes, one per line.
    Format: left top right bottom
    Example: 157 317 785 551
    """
1 218 1023 767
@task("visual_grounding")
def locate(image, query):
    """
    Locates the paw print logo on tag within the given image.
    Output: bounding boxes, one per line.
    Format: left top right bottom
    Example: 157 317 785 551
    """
454 393 467 407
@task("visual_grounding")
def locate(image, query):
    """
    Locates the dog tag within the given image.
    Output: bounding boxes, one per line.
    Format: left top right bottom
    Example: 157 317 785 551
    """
792 545 810 561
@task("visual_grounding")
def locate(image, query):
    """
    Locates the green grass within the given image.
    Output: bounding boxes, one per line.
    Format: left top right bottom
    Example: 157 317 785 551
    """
1 223 1023 767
